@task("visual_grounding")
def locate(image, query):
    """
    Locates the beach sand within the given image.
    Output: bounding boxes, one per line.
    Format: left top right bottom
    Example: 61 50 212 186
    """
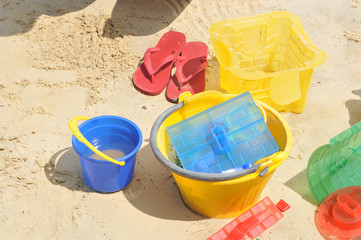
0 0 361 239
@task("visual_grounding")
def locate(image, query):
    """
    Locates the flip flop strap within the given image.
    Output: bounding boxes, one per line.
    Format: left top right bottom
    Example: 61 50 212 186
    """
143 47 177 78
175 56 208 88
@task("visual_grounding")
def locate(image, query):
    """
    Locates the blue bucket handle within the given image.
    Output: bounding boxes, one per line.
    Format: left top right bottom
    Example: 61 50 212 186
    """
68 116 126 166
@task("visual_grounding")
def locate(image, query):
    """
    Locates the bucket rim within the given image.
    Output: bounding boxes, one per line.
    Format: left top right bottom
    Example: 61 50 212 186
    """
72 115 143 165
150 98 292 182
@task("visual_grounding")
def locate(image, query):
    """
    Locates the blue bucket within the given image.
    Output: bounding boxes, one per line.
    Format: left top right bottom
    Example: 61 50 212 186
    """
71 115 142 193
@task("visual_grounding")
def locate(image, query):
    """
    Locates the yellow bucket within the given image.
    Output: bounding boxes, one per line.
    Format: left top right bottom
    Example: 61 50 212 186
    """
209 11 326 113
150 91 292 218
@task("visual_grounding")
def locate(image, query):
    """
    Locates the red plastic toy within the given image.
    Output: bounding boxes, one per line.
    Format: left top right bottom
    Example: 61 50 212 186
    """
315 186 361 240
208 197 290 240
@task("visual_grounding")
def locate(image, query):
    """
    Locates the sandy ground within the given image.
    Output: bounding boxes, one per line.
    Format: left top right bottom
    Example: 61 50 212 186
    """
0 0 361 239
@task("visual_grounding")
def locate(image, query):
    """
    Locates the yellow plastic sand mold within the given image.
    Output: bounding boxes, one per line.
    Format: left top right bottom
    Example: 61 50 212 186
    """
209 11 326 113
68 116 125 166
151 91 292 218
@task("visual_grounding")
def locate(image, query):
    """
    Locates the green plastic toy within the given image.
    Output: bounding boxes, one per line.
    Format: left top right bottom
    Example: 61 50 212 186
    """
307 121 361 203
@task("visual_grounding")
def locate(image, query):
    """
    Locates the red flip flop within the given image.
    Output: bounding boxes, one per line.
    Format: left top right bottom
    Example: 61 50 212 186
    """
133 31 186 95
166 42 208 103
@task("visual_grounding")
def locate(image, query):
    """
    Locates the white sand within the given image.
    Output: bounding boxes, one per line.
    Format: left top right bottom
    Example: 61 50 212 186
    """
1 0 361 239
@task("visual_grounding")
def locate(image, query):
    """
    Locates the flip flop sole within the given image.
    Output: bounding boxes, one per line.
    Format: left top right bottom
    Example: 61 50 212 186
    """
133 31 186 95
166 42 208 102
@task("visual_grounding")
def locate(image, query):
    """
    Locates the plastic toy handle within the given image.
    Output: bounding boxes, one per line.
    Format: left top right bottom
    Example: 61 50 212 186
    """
352 146 361 157
212 37 234 69
337 193 361 218
276 199 291 212
352 188 361 197
229 215 259 240
257 160 273 177
254 151 285 167
330 122 361 145
256 151 286 177
257 103 267 124
212 125 231 152
68 116 125 166
269 70 301 106
270 151 286 164
178 91 193 103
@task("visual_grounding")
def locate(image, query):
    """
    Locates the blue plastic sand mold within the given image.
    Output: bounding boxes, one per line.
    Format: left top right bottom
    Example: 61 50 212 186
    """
166 92 279 173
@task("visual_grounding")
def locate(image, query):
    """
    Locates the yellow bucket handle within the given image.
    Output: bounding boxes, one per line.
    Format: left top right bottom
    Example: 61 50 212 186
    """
254 150 286 177
68 116 125 166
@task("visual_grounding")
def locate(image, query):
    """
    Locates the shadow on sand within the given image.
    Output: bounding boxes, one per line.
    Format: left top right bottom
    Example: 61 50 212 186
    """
44 147 94 192
45 142 205 220
123 141 206 221
284 168 319 206
0 0 95 36
103 0 191 38
345 89 361 126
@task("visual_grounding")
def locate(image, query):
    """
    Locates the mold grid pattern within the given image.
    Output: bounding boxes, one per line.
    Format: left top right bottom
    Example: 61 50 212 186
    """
166 92 279 173
215 15 316 74
208 197 284 240
315 134 361 193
